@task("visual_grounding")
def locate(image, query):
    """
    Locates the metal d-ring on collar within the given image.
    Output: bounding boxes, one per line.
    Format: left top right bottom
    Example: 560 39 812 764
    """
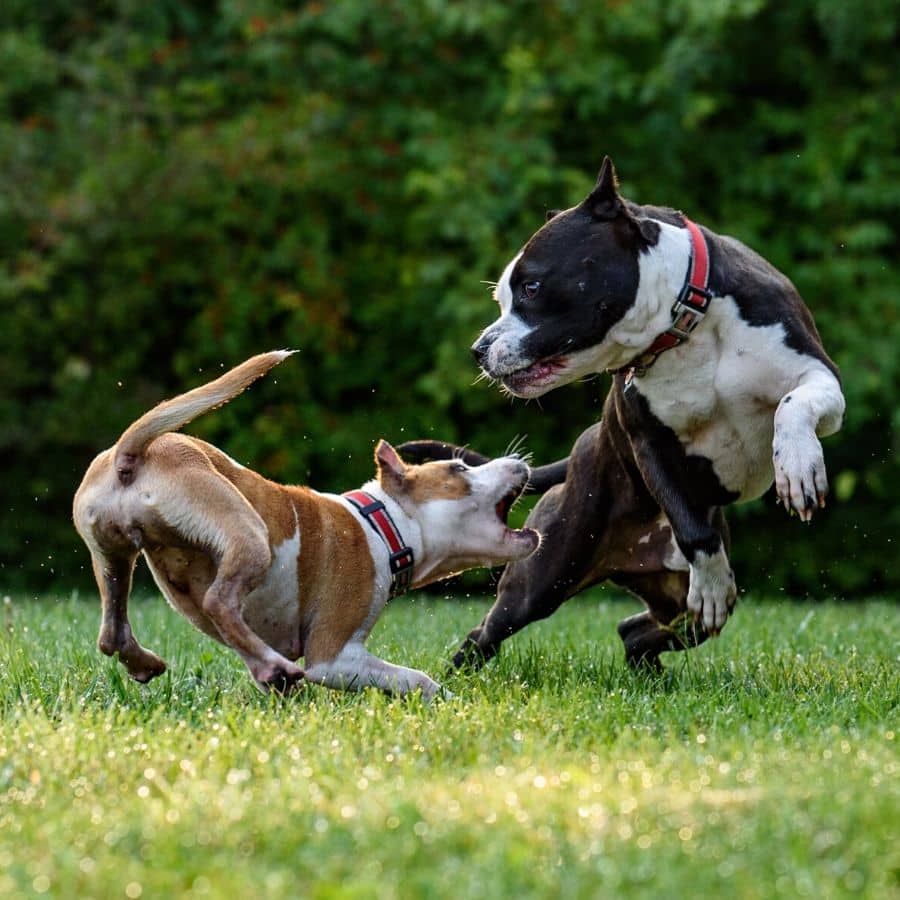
613 216 713 386
343 490 415 599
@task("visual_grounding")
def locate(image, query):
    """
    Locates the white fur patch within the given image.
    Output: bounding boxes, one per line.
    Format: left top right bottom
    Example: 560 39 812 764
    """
493 250 523 314
659 515 690 572
602 221 691 367
635 293 843 502
241 520 302 657
304 640 444 699
478 311 533 378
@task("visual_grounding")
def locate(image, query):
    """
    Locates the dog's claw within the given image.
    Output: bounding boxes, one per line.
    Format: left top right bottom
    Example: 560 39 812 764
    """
686 549 737 636
773 433 828 524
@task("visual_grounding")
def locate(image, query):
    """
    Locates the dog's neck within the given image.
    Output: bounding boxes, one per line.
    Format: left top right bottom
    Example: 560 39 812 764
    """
352 481 481 592
601 220 695 371
352 479 434 586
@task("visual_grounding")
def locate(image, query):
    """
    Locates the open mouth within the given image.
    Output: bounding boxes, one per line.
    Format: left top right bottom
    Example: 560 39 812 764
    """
500 356 568 395
495 485 522 525
493 480 539 553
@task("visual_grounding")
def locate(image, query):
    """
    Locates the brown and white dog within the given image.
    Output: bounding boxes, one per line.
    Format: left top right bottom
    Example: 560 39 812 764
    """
73 351 539 698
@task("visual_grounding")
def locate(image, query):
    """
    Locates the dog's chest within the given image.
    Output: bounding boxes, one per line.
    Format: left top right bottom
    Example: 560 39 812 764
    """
633 297 807 501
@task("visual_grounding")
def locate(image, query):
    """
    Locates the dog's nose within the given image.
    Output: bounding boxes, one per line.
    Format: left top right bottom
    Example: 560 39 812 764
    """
512 458 530 482
471 332 493 367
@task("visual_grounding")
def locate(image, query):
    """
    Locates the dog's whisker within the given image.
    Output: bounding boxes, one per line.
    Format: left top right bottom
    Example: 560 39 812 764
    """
503 434 532 462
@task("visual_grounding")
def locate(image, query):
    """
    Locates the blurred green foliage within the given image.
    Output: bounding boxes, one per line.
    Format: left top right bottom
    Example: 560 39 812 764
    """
0 0 897 595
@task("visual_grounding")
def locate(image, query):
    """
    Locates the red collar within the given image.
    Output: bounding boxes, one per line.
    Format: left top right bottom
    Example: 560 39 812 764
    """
343 490 415 598
615 216 712 383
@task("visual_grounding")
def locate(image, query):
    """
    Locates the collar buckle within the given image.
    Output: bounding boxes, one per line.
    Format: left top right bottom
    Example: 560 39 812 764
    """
669 288 711 340
389 549 414 594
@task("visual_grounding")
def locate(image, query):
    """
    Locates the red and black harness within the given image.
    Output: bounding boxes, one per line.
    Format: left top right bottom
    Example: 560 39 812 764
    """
615 217 712 387
343 490 415 599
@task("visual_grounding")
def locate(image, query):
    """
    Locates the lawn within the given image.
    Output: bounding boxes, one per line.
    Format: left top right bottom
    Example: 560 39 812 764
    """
1 589 897 899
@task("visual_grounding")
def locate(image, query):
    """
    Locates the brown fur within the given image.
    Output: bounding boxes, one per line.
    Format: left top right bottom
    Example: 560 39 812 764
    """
292 493 376 666
404 464 471 503
73 351 380 693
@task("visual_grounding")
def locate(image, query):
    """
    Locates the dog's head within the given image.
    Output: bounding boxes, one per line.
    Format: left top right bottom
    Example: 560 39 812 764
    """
373 440 539 586
472 157 664 397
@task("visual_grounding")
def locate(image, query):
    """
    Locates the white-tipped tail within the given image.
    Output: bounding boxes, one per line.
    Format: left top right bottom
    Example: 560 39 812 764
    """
114 350 295 483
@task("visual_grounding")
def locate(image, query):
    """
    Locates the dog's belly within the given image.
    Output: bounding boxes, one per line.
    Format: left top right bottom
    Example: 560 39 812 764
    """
240 529 302 659
143 529 303 660
683 412 776 501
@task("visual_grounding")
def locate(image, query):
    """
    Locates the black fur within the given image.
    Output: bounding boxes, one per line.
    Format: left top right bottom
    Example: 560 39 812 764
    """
421 158 839 670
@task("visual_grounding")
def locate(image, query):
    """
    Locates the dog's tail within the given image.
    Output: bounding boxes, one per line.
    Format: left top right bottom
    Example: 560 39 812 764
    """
113 350 296 485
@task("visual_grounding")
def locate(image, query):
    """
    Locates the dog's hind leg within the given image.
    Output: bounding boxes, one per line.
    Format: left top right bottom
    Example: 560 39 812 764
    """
92 551 168 683
194 510 305 694
614 574 709 671
613 508 728 669
200 540 303 694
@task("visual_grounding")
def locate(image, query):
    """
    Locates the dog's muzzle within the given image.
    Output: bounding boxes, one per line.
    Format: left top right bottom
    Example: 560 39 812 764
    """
471 332 493 370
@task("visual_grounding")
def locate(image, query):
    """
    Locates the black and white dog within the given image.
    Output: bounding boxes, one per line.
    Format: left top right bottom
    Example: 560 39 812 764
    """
402 157 845 669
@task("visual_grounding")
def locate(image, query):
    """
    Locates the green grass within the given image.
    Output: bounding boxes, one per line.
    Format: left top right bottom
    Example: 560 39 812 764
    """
1 589 897 899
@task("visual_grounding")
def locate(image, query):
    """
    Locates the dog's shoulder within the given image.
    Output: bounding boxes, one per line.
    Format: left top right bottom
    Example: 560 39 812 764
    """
705 228 839 377
628 200 838 377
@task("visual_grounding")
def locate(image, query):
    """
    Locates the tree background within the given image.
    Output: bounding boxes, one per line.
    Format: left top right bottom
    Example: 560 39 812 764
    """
1 0 897 596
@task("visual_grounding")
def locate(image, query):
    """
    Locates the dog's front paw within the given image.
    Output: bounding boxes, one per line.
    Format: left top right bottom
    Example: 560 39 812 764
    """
687 549 737 635
407 673 446 703
773 430 828 522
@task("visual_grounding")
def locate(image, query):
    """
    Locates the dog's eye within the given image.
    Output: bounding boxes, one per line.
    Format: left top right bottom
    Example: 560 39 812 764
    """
450 462 467 473
523 281 540 300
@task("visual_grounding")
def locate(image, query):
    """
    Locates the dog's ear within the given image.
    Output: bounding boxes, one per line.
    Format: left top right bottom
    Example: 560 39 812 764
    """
585 156 623 221
545 209 561 222
375 439 406 489
632 216 660 246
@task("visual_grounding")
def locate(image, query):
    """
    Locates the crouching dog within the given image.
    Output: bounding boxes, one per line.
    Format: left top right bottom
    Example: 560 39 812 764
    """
74 351 539 699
